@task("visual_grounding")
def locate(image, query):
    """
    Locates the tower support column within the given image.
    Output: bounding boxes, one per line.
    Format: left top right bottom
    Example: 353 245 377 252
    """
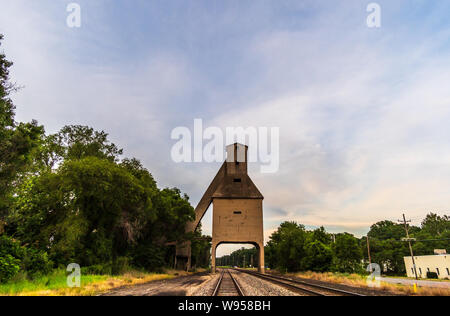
211 242 217 273
258 242 265 273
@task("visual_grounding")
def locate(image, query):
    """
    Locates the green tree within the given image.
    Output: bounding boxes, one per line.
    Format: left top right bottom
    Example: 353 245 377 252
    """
332 233 363 273
0 34 43 218
420 213 450 237
12 157 154 268
131 187 196 271
266 222 307 272
303 241 333 272
191 224 212 269
0 235 52 282
9 120 197 273
312 226 331 245
366 221 412 274
412 213 450 255
368 221 405 240
35 125 123 170
217 247 258 268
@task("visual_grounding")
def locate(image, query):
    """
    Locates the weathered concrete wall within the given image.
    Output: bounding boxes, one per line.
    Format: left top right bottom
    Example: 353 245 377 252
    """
211 198 264 273
212 199 263 244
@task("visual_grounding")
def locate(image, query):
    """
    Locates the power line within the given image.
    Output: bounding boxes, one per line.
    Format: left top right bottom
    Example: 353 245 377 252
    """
411 238 450 242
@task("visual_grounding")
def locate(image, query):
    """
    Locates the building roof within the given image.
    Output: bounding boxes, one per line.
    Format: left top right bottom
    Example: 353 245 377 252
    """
212 175 263 199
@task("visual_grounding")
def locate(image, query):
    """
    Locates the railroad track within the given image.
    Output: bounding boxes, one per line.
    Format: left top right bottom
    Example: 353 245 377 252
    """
213 269 245 296
234 269 365 296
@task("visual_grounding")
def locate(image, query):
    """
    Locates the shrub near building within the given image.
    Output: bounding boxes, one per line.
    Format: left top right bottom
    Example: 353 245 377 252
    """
0 235 52 283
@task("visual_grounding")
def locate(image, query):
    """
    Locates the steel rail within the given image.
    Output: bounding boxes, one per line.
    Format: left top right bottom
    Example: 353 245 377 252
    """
235 269 365 296
212 269 225 296
228 269 245 296
213 269 244 296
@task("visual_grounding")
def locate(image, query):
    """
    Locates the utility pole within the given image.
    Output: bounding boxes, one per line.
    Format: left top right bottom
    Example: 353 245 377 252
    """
399 213 418 280
366 235 372 267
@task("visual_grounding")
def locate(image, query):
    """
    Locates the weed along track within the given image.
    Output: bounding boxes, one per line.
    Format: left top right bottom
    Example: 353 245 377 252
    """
212 269 245 296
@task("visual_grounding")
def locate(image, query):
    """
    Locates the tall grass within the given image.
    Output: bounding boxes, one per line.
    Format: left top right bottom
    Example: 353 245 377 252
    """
0 270 108 296
0 269 176 296
289 271 450 296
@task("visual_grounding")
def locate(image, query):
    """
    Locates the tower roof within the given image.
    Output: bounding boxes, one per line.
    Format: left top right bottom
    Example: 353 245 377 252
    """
212 174 263 199
211 143 263 199
188 143 264 231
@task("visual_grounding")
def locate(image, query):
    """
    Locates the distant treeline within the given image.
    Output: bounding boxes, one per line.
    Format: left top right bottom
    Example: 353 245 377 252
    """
0 34 210 284
218 214 450 275
216 247 258 268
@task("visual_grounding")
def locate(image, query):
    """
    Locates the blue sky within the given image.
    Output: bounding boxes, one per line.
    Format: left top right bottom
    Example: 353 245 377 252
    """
1 0 450 256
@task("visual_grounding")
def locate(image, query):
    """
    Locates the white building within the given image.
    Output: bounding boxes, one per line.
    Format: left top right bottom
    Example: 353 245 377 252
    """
404 254 450 279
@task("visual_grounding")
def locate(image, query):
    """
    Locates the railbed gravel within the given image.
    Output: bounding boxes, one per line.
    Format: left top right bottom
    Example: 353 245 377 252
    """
190 273 221 296
192 269 303 296
103 272 212 296
230 270 305 296
267 271 399 296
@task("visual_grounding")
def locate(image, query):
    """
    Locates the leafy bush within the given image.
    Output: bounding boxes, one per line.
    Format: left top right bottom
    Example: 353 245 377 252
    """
112 257 131 275
427 272 438 279
21 248 53 279
0 235 52 282
302 241 333 272
332 233 363 273
81 264 112 275
0 235 23 259
0 236 23 284
132 244 166 272
0 254 20 283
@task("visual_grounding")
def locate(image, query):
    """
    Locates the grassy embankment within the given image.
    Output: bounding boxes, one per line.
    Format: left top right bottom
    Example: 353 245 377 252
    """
0 269 193 296
287 271 450 296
